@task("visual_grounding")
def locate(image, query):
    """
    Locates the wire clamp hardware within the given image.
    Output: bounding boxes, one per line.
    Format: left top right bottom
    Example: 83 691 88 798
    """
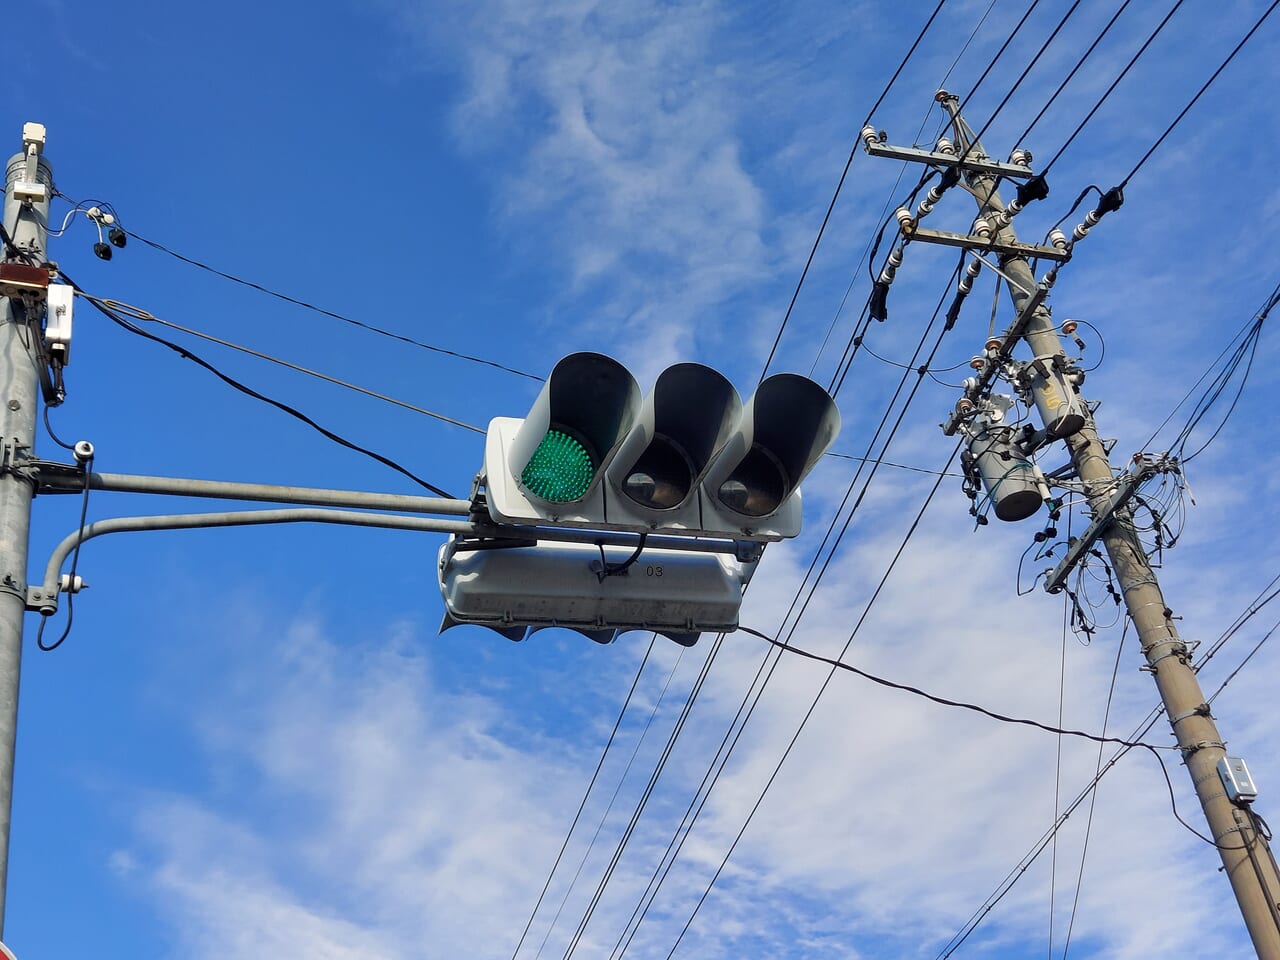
1180 739 1227 760
1169 703 1212 725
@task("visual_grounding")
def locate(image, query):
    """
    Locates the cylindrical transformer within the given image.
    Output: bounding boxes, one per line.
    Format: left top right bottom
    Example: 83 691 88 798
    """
968 426 1042 521
1029 361 1085 438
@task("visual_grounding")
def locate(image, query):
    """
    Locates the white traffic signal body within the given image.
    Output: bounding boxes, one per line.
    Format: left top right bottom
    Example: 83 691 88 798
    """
438 537 755 645
484 353 841 542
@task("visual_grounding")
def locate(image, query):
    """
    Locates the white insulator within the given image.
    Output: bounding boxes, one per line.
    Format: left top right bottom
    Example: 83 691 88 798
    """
962 377 978 392
1049 228 1068 250
861 125 879 148
936 137 956 155
972 217 992 238
894 207 915 232
887 246 904 268
1010 148 1033 167
918 197 936 218
959 276 973 295
1072 208 1102 242
966 258 982 278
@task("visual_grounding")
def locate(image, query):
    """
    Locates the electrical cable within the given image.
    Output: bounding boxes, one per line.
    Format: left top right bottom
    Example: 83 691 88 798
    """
1137 282 1277 456
811 0 996 381
1048 573 1071 958
509 638 656 960
62 275 456 499
1040 0 1185 175
654 446 963 960
612 270 966 957
605 640 778 960
963 0 1044 106
1013 0 1134 148
739 626 1164 750
537 642 689 960
42 405 78 452
757 0 949 381
937 567 1280 958
824 451 964 478
36 453 92 652
80 292 485 435
43 199 544 383
559 633 726 960
1119 0 1280 188
0 220 36 263
1061 618 1127 960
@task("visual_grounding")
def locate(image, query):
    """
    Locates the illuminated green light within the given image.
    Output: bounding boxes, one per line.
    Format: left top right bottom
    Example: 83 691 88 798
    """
522 429 595 502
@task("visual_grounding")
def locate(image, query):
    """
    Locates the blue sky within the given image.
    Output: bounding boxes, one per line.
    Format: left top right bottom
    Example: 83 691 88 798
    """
5 1 1280 958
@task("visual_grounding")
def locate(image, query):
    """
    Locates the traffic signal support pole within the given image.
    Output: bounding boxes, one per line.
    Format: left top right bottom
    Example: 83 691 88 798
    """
0 136 51 936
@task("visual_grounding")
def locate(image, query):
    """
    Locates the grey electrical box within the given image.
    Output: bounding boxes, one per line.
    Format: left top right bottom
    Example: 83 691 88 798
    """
1218 756 1258 804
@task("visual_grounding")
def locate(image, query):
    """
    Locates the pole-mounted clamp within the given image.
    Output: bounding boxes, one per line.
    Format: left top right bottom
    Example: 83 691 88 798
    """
1140 636 1189 671
0 440 39 490
1169 702 1212 725
1180 739 1227 760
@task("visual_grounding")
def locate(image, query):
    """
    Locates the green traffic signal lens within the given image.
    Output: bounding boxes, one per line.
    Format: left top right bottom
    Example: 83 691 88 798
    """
522 429 595 502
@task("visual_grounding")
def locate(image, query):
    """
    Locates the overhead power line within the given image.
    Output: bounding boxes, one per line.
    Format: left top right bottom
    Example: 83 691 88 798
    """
65 278 456 499
757 0 950 381
50 191 543 383
83 293 485 435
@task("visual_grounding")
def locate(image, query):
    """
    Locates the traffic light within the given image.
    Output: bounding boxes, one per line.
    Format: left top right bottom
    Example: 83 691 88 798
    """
484 352 840 541
443 352 840 644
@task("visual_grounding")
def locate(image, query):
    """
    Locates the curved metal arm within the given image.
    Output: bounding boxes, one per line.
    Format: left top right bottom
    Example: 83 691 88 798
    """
29 508 479 614
29 507 750 614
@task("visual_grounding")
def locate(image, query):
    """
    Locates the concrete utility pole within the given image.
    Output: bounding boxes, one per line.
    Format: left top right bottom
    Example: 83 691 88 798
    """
0 126 50 940
916 94 1280 957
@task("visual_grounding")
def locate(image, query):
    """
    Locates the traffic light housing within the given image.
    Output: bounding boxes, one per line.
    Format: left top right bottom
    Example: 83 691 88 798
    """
437 537 756 645
484 353 840 541
452 352 839 644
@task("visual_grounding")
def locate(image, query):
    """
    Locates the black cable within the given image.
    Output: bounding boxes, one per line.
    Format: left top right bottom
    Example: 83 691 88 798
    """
757 0 949 380
1041 0 1185 175
739 626 1162 750
1120 0 1280 187
37 457 93 652
604 238 964 960
1014 0 1134 147
63 273 456 499
0 220 36 263
42 405 78 452
617 299 965 956
83 292 485 435
605 640 777 960
559 633 726 960
64 209 543 383
509 638 656 960
656 447 962 960
1060 617 1127 959
964 0 1043 105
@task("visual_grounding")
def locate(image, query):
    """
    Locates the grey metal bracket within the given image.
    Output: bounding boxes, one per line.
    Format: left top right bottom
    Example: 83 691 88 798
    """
1044 456 1168 594
28 458 84 493
862 139 1037 180
900 224 1071 263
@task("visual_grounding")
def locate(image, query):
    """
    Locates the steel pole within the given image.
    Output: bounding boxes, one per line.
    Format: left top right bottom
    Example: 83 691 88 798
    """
0 130 52 936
